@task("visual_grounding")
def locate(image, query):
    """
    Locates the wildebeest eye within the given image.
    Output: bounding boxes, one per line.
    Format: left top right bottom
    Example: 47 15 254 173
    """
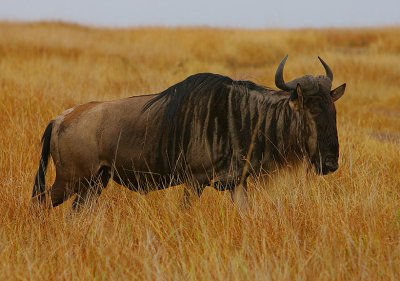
307 99 322 115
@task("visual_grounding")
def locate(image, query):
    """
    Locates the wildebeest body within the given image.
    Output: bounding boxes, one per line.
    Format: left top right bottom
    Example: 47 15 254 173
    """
32 56 346 211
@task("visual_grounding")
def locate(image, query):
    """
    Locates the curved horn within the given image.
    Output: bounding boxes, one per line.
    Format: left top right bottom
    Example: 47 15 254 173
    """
275 55 293 91
318 56 333 81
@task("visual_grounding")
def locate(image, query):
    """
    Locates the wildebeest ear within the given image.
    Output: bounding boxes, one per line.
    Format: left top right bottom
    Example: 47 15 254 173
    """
330 83 346 102
289 84 304 112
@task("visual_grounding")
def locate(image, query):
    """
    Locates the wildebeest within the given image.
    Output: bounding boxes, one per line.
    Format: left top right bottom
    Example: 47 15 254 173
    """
32 55 346 211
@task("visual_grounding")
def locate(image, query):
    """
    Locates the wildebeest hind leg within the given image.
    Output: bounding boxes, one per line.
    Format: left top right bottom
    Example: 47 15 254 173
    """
47 178 75 208
72 167 110 211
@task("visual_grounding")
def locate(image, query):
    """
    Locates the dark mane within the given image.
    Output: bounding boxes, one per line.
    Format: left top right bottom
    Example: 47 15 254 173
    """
140 72 279 172
142 73 268 121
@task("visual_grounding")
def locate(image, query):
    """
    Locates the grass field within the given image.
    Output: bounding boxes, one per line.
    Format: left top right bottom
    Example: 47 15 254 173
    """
0 21 399 280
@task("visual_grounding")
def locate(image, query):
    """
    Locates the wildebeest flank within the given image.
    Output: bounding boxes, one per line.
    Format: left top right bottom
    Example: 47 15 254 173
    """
32 55 346 212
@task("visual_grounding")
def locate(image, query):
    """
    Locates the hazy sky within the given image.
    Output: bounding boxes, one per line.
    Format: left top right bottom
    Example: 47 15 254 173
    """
0 0 399 28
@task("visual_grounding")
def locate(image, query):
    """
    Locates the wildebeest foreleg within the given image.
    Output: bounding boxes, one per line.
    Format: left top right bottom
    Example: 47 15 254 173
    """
230 181 249 213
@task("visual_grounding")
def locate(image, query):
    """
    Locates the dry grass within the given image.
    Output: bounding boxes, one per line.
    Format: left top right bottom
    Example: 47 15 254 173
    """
0 21 399 280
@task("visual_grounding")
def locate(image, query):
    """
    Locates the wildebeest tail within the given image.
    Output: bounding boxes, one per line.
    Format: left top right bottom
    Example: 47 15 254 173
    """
32 121 54 201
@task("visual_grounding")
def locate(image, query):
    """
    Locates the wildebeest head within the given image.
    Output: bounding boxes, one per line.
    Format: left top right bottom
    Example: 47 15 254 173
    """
275 55 346 175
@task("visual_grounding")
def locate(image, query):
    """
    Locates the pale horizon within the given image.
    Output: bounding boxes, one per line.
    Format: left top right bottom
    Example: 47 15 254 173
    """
0 0 399 29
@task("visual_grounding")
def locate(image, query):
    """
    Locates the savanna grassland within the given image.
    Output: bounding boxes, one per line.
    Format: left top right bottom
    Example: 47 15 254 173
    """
0 22 399 280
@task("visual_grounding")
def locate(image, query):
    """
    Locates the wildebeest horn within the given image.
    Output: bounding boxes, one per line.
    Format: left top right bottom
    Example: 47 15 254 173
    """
275 55 292 91
318 56 333 81
275 55 318 92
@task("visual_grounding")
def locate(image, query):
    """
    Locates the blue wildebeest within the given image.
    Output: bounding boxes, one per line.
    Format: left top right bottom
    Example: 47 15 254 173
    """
32 55 346 211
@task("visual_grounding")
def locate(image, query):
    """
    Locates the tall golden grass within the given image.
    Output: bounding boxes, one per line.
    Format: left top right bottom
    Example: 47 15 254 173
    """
0 21 399 280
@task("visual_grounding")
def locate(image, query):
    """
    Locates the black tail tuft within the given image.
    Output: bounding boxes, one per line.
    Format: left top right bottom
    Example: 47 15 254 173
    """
32 121 54 202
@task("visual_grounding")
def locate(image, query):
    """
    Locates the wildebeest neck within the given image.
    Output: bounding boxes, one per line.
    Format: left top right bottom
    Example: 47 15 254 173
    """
252 91 306 172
